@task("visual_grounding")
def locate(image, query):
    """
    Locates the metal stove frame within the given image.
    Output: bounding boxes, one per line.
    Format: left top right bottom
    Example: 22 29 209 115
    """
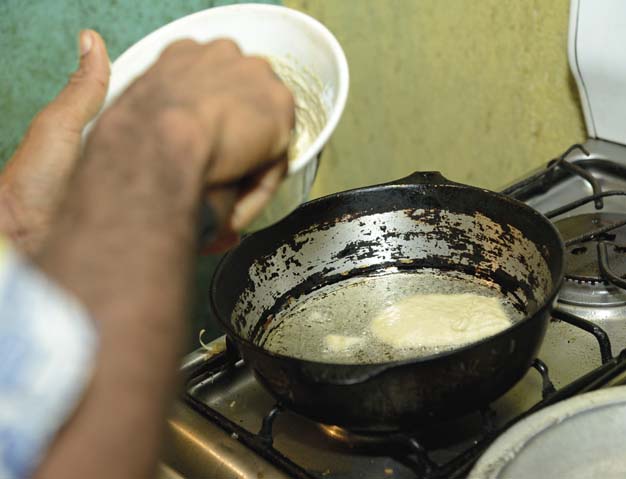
179 143 626 478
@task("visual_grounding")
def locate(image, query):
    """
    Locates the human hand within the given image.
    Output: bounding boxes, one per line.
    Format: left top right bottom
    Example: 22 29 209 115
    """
96 38 294 242
31 39 294 479
0 30 110 255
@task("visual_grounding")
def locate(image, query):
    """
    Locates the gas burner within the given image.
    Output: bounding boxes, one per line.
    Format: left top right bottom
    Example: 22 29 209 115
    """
555 213 626 306
555 213 626 283
318 411 487 453
318 424 411 452
316 424 449 473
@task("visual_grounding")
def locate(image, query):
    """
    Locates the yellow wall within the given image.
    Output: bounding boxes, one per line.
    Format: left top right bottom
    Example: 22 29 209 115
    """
285 0 586 196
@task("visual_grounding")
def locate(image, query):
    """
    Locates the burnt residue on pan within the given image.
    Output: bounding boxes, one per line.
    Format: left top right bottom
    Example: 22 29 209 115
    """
228 205 551 344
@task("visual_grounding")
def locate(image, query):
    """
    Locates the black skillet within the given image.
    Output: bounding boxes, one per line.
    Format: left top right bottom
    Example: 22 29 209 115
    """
210 172 564 431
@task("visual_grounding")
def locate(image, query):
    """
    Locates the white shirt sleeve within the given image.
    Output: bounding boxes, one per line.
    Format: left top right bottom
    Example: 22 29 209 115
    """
0 238 97 479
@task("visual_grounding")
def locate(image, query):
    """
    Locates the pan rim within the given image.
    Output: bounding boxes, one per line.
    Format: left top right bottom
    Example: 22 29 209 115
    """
209 181 565 370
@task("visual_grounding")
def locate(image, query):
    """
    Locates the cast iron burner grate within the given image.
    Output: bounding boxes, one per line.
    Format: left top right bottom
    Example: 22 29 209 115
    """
555 213 626 284
183 311 621 479
505 144 626 292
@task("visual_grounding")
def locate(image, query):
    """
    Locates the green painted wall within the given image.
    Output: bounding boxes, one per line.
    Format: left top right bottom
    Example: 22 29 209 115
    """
0 0 278 163
286 0 587 195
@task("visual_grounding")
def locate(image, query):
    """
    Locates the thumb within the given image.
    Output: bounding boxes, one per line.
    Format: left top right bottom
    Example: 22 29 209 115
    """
49 29 111 131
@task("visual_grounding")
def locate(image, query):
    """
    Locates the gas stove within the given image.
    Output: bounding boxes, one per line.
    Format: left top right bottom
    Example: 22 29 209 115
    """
159 139 626 479
159 1 626 478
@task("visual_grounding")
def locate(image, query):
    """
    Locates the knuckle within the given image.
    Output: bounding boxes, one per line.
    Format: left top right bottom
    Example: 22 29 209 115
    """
68 69 108 94
209 38 241 56
90 74 109 94
269 84 295 129
161 39 198 58
275 85 295 114
91 108 138 145
69 68 88 84
242 56 273 76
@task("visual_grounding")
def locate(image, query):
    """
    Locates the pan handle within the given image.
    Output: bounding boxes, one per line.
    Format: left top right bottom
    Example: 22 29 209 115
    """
387 171 456 186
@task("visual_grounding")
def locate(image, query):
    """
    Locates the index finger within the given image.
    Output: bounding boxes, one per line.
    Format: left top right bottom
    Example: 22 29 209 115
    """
230 157 288 231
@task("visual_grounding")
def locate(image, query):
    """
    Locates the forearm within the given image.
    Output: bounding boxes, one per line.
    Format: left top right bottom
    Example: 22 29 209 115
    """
20 34 293 478
34 111 206 479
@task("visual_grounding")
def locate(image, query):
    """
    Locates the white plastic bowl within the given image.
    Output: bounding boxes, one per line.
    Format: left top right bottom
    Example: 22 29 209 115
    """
91 4 349 230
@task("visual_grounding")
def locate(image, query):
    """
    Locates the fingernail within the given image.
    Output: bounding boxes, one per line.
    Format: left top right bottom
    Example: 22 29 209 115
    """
79 30 93 57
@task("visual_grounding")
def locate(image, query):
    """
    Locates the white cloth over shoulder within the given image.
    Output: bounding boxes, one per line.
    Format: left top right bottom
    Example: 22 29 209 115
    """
0 239 97 479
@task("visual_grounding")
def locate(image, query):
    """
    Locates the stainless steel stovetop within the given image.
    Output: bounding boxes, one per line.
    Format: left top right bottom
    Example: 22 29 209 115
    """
158 138 626 479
